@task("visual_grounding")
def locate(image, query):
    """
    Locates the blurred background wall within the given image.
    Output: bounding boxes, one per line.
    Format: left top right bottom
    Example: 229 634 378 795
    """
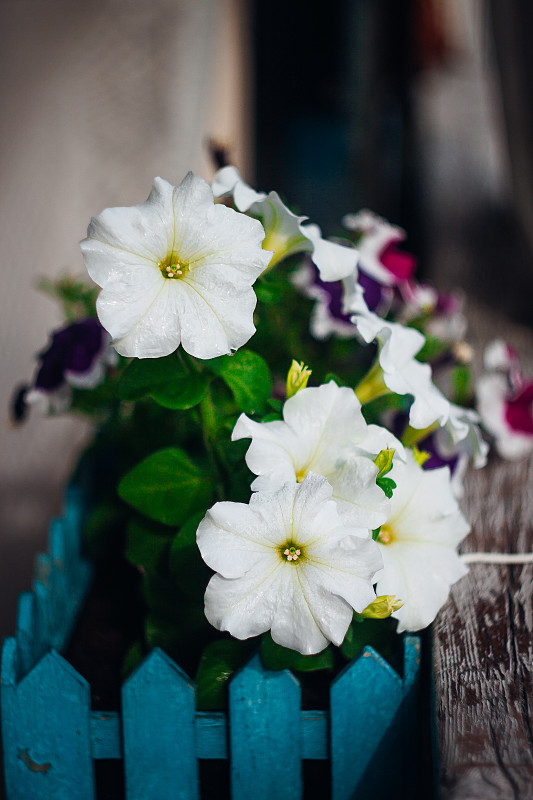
0 0 253 638
1 0 533 638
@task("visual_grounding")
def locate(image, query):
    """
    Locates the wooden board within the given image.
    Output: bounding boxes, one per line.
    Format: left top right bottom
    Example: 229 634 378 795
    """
433 302 533 798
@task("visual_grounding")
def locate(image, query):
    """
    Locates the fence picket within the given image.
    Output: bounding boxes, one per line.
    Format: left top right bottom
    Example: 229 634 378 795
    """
330 646 404 800
1 646 95 800
229 654 301 800
403 634 422 799
122 647 198 800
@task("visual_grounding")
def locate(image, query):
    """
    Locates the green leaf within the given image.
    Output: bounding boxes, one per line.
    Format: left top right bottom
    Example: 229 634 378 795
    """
118 447 214 525
125 517 173 570
37 275 98 320
122 640 145 678
206 349 272 415
151 372 208 410
84 500 127 559
195 639 255 710
255 281 285 305
341 617 397 663
451 365 473 405
169 512 210 599
342 616 404 672
376 476 396 499
415 333 447 363
117 354 187 402
260 634 334 672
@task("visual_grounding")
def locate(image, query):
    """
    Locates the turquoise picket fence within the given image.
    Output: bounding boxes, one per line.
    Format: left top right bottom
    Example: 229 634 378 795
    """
1 484 421 800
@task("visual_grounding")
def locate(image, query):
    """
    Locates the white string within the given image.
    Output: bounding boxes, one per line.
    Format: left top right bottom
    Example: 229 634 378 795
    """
461 552 533 565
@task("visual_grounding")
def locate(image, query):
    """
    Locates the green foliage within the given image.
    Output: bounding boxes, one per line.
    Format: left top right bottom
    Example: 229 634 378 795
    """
206 349 272 415
37 275 98 320
125 517 174 570
117 354 208 410
195 639 255 710
122 640 145 678
168 512 211 600
84 499 128 559
260 634 334 673
376 476 396 499
416 333 448 363
118 447 214 526
374 448 396 498
117 355 185 401
451 364 473 405
341 617 399 668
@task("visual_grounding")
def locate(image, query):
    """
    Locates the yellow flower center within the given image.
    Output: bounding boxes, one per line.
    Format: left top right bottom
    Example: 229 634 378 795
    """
280 543 304 563
377 526 395 545
159 252 189 280
295 467 308 483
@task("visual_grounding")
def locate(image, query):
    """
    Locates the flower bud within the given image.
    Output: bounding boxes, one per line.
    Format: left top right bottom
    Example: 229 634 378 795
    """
360 595 404 619
286 360 312 398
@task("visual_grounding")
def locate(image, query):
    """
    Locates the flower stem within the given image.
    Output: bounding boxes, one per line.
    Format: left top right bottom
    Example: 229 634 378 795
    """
354 358 389 405
401 421 439 448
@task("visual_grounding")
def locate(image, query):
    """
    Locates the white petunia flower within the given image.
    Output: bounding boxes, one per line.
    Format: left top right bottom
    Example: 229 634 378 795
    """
437 403 488 470
211 165 267 212
374 451 469 632
232 381 390 530
80 172 272 360
351 302 450 430
197 473 383 654
211 166 358 281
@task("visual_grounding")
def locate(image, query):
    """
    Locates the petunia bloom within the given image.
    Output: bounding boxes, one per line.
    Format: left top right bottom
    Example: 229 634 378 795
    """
232 381 390 530
197 473 383 654
342 209 417 286
477 373 533 460
374 451 469 632
211 166 358 281
351 303 450 430
24 318 115 415
81 172 272 360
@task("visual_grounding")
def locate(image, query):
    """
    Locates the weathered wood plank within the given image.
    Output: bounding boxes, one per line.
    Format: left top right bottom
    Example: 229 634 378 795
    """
122 647 198 800
229 654 302 800
330 646 404 800
433 303 533 798
1 646 95 800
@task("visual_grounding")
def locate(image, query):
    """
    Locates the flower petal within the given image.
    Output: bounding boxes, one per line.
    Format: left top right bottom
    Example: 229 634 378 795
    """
328 454 390 530
302 223 358 282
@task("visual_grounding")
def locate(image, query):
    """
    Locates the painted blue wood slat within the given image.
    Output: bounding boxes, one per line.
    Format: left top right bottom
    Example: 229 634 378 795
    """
403 634 422 799
122 647 199 800
64 483 87 561
1 645 95 800
301 711 328 760
90 712 122 759
229 654 302 800
195 712 228 759
15 592 42 678
86 709 331 762
330 646 404 800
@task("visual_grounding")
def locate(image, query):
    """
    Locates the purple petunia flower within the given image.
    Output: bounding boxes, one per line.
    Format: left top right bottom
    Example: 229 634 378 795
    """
19 318 116 417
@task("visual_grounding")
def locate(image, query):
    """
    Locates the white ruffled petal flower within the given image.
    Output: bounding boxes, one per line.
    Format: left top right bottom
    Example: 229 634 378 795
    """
232 381 390 530
374 451 469 632
350 299 450 429
211 166 358 281
197 473 383 654
436 403 488 469
81 172 272 360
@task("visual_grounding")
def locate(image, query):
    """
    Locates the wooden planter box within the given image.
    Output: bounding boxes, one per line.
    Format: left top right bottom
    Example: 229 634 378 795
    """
1 483 422 800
